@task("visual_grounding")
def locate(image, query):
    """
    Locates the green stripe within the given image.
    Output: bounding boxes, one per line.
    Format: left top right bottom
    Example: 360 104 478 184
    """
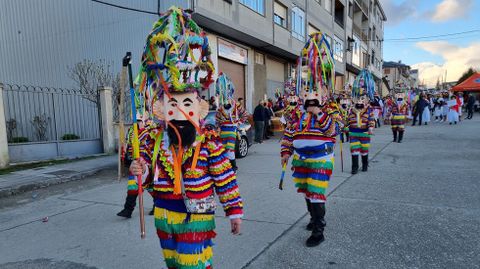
295 183 327 194
292 159 334 170
165 258 212 269
127 185 138 191
155 218 216 234
349 132 370 138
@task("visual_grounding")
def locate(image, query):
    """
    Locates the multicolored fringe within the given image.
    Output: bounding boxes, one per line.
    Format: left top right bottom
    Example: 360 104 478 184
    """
349 131 370 156
391 114 406 131
291 153 334 202
155 207 216 269
127 174 139 195
219 125 237 160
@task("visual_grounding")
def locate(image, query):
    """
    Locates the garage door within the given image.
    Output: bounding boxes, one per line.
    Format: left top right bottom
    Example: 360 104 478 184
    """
218 57 245 107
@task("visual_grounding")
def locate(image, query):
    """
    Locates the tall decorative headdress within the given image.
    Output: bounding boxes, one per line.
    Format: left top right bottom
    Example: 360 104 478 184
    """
296 32 335 98
352 69 375 101
135 7 214 117
215 72 235 106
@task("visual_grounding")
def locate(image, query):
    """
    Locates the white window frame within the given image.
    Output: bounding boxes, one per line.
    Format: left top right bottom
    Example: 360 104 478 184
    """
333 35 344 63
239 0 265 15
274 2 287 28
291 6 305 40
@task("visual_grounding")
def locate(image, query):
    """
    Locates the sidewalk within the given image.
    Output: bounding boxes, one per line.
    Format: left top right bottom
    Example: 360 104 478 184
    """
0 155 117 198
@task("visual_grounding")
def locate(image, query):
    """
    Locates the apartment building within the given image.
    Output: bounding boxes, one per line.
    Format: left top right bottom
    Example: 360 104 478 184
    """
174 0 387 111
383 61 417 90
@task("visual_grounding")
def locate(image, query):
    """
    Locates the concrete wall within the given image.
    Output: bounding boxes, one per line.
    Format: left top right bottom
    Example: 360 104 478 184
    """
253 62 267 105
0 84 10 168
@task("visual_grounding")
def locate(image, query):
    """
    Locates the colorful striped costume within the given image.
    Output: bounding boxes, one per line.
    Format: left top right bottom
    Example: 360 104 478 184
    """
346 107 375 156
140 128 243 269
388 103 409 131
281 108 341 202
215 103 248 160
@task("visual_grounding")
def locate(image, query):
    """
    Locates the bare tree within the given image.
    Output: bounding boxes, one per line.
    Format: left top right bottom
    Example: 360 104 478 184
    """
67 59 119 104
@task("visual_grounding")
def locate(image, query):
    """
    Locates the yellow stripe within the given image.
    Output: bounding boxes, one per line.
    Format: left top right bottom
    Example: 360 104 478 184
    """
163 246 213 266
221 131 236 136
154 208 215 224
294 177 329 188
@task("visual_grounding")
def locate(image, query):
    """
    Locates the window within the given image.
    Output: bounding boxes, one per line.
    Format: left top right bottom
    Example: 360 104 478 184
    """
348 1 353 18
334 0 344 28
325 0 332 14
325 34 333 48
333 35 344 62
291 6 305 40
352 35 361 67
274 2 287 27
308 24 320 35
255 52 265 65
240 0 264 15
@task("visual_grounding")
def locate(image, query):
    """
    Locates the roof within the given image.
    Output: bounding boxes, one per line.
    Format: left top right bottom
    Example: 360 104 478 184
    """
383 61 410 69
451 73 480 92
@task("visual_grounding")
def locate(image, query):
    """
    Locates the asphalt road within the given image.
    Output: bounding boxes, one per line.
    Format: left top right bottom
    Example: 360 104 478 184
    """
1 117 479 269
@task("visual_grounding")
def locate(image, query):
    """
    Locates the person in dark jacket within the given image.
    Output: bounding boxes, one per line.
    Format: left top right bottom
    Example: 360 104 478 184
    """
253 100 266 143
412 93 428 126
466 94 476 119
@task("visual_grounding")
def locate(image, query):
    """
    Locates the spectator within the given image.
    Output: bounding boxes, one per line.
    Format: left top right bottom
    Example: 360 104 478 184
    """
264 100 274 139
466 94 475 119
253 100 266 143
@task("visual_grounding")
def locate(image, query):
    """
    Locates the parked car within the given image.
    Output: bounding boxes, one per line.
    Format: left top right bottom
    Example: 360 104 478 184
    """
204 111 253 158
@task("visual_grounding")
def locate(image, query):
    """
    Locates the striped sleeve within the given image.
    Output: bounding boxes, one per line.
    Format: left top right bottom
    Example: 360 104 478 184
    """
208 140 243 218
281 127 294 157
368 109 375 129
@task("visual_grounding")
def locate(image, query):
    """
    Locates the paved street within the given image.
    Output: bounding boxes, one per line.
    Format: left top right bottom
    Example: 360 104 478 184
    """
1 118 479 269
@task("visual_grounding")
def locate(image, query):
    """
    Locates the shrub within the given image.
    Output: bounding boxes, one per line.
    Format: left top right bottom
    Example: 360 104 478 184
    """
11 137 29 143
62 134 80 140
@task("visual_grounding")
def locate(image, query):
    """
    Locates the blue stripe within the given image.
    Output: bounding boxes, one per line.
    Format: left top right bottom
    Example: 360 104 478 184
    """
292 172 330 181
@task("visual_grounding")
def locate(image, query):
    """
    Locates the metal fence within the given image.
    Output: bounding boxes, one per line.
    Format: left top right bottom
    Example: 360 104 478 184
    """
3 84 101 144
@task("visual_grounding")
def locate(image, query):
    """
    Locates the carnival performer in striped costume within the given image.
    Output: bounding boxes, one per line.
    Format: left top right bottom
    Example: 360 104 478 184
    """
387 88 409 143
215 72 248 171
338 91 351 143
346 69 376 174
281 32 343 247
128 8 243 269
281 78 303 130
116 121 155 218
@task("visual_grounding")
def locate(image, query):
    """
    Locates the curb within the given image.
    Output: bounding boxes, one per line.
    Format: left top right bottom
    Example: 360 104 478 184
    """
0 164 116 199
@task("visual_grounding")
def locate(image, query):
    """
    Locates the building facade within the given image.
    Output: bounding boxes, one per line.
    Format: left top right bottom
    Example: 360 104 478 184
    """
1 0 386 113
383 61 418 91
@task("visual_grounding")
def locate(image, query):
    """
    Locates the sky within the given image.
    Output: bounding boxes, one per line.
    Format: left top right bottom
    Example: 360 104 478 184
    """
382 0 480 87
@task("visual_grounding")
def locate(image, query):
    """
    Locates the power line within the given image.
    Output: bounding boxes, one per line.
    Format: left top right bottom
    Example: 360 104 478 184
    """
385 29 480 41
357 29 480 43
90 0 159 15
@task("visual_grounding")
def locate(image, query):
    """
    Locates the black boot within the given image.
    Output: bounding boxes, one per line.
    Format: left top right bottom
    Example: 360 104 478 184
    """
351 155 359 174
306 202 326 247
230 159 238 171
305 199 314 231
392 130 398 142
398 131 404 143
117 194 137 218
361 155 369 172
